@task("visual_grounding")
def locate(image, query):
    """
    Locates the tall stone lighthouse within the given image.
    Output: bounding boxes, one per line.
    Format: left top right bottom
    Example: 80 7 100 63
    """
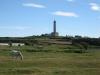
51 20 59 37
53 20 56 35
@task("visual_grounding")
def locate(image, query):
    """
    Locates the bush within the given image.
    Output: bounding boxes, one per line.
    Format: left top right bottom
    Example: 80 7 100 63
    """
25 49 51 52
63 49 86 53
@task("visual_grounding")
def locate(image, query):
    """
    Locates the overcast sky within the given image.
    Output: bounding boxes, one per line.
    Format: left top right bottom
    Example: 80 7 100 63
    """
0 0 100 37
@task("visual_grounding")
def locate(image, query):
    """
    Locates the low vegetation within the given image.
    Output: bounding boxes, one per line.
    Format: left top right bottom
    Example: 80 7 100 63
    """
0 45 100 75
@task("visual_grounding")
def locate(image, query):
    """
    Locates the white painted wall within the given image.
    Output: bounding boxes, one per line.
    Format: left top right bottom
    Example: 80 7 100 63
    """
0 43 24 46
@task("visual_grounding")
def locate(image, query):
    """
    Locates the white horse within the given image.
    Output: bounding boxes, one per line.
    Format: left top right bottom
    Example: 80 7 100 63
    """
10 50 23 60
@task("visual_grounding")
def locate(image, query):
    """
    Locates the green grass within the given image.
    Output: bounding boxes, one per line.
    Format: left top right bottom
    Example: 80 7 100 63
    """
0 45 100 75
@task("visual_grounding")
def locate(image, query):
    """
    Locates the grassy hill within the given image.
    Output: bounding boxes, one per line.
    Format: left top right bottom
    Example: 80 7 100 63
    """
0 45 100 75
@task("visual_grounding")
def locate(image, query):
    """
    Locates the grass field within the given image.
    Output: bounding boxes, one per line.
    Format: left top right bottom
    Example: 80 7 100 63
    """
0 45 100 75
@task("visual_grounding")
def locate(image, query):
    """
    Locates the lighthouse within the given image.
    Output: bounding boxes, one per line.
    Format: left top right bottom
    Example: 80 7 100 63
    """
53 20 56 35
51 20 59 37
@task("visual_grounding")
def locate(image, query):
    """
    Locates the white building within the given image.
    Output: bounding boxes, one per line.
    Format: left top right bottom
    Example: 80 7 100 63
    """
0 43 8 46
0 43 24 46
12 43 24 46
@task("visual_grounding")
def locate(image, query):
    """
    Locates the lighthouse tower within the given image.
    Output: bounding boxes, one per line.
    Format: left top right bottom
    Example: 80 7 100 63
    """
51 20 59 37
53 20 56 35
